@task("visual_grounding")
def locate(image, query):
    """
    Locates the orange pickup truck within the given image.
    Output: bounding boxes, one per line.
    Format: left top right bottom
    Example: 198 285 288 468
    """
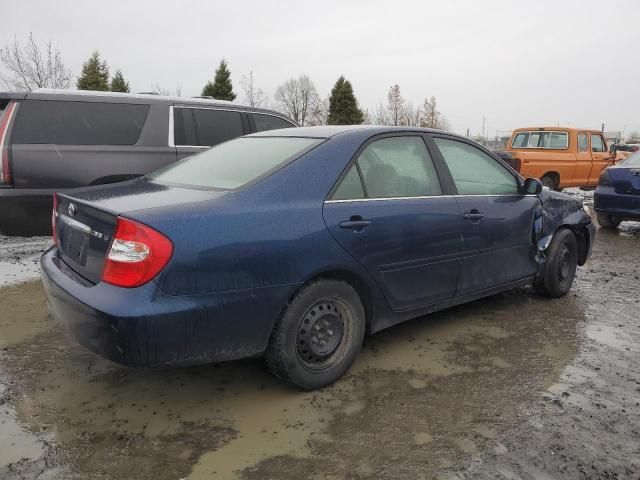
501 127 615 190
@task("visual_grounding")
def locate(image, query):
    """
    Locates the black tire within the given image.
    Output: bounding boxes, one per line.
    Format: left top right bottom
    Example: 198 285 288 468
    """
540 175 557 191
597 213 622 229
265 280 365 390
534 228 578 298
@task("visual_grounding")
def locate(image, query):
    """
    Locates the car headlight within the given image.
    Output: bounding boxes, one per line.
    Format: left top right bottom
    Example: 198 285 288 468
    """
582 204 591 217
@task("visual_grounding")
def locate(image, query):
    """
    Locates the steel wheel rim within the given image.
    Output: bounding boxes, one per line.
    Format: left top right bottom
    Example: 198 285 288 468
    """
296 300 347 370
558 243 573 281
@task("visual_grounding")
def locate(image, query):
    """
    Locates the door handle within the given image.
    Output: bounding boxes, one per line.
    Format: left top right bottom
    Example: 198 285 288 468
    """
340 216 371 231
463 211 485 221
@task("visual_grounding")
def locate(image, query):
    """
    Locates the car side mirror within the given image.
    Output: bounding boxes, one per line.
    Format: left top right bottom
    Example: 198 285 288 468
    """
523 177 543 195
609 143 617 155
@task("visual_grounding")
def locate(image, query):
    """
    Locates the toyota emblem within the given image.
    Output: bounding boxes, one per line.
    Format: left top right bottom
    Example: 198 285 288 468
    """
68 203 77 217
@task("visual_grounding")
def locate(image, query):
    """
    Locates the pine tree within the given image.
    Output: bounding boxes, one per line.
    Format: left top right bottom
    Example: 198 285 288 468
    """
77 51 110 91
327 76 364 125
202 59 236 100
110 69 130 93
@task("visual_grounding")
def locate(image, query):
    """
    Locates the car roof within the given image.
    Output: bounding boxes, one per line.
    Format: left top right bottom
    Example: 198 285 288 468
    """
23 88 292 119
249 125 450 139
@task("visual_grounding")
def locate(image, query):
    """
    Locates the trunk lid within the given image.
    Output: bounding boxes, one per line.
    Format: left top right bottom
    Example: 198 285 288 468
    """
609 166 640 195
55 179 227 284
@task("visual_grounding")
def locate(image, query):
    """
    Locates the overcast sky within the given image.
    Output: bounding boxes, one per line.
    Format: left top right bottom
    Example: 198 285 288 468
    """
2 0 639 136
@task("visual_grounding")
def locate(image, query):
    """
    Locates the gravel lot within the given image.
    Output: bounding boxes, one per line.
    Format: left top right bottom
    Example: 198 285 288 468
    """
1 196 638 479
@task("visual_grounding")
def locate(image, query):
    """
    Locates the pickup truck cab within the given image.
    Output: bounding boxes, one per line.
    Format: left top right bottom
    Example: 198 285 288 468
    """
502 127 614 190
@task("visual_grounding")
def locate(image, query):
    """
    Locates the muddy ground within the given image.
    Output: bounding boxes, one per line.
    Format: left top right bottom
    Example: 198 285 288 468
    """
0 212 639 479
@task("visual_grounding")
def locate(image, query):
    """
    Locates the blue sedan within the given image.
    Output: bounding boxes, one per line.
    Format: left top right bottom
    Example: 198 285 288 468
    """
594 151 640 228
41 126 595 389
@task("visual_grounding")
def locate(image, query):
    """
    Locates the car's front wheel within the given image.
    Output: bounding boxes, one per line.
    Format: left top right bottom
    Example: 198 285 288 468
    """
265 280 365 390
597 213 622 229
534 228 578 298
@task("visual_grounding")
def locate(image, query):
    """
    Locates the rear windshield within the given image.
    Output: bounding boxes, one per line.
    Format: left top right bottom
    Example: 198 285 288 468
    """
511 131 568 149
149 136 322 190
12 100 149 145
621 151 640 166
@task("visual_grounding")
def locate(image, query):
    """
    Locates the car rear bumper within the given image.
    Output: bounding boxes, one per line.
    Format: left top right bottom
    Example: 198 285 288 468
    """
0 187 55 236
594 186 640 220
41 247 299 368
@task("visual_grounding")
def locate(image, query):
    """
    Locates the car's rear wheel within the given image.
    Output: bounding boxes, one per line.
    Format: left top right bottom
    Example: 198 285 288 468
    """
597 213 622 229
265 280 365 390
534 228 578 298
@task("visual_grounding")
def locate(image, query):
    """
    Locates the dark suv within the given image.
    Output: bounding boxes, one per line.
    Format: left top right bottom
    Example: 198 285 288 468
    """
0 89 297 236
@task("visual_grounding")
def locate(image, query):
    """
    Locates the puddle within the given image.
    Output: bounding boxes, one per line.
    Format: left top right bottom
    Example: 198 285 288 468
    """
0 273 585 479
0 236 51 288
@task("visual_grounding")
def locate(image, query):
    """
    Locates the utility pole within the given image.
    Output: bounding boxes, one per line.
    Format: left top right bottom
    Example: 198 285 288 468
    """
482 117 486 138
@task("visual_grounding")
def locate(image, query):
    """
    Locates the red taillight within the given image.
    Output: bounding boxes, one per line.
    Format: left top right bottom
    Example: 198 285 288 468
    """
52 193 59 245
0 102 18 185
101 217 173 288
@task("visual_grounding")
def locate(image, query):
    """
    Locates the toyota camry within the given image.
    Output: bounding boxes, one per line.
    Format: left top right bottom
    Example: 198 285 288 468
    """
41 126 595 390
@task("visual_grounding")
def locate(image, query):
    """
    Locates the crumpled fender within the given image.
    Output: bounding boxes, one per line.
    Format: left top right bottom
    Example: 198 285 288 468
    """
534 189 592 264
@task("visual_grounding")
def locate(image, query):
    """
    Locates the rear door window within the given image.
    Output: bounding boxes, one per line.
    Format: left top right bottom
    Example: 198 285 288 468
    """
355 136 442 198
253 113 295 132
331 165 365 200
173 107 244 147
12 100 149 145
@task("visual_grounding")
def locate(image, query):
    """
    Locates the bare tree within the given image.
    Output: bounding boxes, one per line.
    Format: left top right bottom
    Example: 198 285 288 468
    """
420 96 441 128
0 33 72 91
274 74 321 126
386 84 405 126
150 82 183 96
371 102 389 125
438 116 451 131
240 71 269 108
306 97 330 126
404 102 422 127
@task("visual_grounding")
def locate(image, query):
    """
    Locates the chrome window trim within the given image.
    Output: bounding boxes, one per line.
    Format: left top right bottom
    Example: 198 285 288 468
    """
324 194 537 204
168 105 175 147
250 111 297 128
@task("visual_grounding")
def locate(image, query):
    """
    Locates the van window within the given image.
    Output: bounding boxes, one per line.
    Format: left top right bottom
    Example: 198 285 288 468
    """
511 130 568 149
578 133 589 152
12 100 149 145
253 114 294 132
173 107 244 147
591 134 605 152
512 132 529 148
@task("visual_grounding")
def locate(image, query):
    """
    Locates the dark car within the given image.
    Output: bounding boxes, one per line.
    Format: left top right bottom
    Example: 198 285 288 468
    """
594 150 640 228
41 126 595 390
0 89 297 236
